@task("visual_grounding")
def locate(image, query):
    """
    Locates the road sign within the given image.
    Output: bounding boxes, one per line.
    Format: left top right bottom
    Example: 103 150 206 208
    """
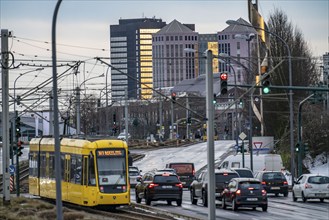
253 142 263 149
239 132 247 140
9 165 16 175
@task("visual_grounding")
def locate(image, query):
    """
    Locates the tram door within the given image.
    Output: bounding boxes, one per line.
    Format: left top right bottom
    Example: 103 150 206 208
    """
63 154 71 201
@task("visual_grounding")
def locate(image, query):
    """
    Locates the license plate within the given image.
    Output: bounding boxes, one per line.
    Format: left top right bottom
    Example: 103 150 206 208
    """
247 198 258 201
215 193 221 196
181 182 186 184
315 193 325 196
162 185 172 189
271 187 280 190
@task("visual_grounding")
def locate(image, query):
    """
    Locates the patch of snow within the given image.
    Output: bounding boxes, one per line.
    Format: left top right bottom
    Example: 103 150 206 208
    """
305 153 329 176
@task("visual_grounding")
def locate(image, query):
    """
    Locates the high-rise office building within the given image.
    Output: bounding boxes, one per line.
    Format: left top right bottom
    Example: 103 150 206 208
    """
152 20 198 90
110 18 166 101
198 34 218 75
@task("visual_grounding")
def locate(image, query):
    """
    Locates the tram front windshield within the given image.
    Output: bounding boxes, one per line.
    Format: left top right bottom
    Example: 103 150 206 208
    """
96 149 127 193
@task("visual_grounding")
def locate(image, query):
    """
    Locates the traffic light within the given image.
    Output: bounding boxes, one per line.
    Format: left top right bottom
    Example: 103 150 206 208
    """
15 116 21 139
220 73 228 95
213 94 217 104
113 113 116 124
262 74 271 94
295 143 300 152
17 141 24 157
171 92 177 102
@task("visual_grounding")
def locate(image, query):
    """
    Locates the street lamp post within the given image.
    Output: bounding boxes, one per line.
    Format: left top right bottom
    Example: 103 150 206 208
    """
235 33 256 171
76 74 105 135
206 50 216 220
227 20 295 182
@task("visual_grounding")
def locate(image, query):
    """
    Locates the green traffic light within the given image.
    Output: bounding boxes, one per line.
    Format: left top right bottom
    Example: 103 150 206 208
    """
263 87 270 94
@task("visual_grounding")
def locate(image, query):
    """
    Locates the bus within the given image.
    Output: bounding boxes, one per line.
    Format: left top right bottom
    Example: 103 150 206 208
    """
29 137 130 208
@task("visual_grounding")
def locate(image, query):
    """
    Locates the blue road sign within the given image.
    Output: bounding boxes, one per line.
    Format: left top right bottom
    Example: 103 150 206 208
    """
9 165 16 175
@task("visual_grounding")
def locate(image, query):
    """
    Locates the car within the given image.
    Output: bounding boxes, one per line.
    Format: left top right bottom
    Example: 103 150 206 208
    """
190 169 239 207
254 171 289 197
135 171 183 206
156 168 177 174
166 162 195 188
129 166 142 187
117 132 131 140
221 178 268 211
292 174 329 202
230 168 254 178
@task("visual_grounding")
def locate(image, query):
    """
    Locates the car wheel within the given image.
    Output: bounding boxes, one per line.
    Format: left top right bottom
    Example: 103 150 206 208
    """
202 191 208 207
292 192 297 202
262 205 268 212
176 199 182 206
167 200 172 205
284 192 288 197
252 207 256 211
135 190 141 203
190 189 197 205
302 192 307 203
232 198 238 211
320 198 324 202
221 197 226 210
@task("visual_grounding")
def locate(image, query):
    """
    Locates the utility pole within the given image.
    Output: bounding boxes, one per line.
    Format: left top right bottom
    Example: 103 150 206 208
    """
76 86 81 135
186 94 190 139
125 87 129 141
1 29 11 203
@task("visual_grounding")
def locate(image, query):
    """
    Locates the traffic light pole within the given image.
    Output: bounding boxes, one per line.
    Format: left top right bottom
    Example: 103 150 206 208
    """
297 94 314 177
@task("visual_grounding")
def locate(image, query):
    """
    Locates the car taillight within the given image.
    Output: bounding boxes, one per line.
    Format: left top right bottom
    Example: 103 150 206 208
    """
175 183 183 188
261 181 266 185
236 189 241 195
283 181 288 185
148 183 159 188
305 183 312 189
262 189 267 196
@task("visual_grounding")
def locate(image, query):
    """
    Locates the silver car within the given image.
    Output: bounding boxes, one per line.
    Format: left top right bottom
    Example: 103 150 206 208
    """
292 174 329 202
129 166 141 187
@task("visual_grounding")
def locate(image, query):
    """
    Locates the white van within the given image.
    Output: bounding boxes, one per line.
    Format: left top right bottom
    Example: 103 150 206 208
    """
218 154 284 173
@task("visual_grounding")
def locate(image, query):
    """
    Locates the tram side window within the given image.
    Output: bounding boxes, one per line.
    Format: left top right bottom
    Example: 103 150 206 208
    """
29 154 38 177
88 156 96 186
61 154 65 179
49 153 55 179
40 153 46 178
70 155 82 184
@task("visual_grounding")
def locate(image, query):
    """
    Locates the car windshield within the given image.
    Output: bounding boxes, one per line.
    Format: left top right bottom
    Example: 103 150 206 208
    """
129 171 140 176
235 170 254 178
263 172 286 180
215 173 239 183
239 181 261 189
154 175 180 183
308 176 329 184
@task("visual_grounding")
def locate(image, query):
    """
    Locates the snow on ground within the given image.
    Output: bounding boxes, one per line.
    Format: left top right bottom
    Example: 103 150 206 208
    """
305 153 329 176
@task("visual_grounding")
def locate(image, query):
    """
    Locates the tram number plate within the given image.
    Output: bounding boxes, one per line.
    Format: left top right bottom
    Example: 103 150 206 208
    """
162 185 172 189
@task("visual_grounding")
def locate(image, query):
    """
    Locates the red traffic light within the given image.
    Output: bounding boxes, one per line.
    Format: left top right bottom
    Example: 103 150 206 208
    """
220 73 228 81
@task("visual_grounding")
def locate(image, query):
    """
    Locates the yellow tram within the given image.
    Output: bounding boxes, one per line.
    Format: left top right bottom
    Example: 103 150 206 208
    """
29 137 130 207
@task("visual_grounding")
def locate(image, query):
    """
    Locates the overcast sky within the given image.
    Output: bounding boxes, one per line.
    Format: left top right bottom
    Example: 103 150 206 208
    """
1 0 328 104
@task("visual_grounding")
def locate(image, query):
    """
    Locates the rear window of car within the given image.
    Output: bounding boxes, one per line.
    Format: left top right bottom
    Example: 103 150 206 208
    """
239 181 261 189
235 170 254 178
169 164 194 175
154 175 180 183
215 173 239 183
129 171 140 176
263 172 286 181
308 176 329 184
